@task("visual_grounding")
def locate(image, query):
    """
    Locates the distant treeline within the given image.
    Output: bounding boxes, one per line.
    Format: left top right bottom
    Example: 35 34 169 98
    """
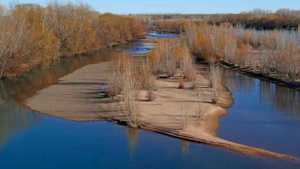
207 11 300 30
143 12 300 84
143 9 300 31
0 3 145 79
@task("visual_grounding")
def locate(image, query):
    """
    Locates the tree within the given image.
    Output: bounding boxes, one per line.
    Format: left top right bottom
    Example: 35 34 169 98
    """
0 4 5 16
0 9 26 78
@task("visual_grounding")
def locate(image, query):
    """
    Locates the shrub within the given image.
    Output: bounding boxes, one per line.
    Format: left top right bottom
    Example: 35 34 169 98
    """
109 52 155 127
0 2 146 79
148 39 197 81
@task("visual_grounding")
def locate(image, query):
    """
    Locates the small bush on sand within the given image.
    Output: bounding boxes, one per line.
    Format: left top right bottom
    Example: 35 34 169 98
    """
109 52 156 127
149 39 197 82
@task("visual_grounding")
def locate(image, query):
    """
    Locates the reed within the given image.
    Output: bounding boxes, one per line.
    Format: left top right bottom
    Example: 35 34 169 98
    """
149 39 197 82
110 52 156 127
185 22 300 81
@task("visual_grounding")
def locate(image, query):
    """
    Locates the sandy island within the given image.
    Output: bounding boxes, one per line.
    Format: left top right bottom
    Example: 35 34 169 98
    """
24 60 297 161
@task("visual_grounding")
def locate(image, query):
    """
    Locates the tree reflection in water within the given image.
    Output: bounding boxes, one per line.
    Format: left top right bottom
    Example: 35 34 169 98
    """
223 68 300 118
0 49 115 146
127 127 139 155
0 96 40 146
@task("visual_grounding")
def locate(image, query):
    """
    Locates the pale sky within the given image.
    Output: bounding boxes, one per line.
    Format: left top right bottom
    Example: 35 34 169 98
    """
1 0 300 14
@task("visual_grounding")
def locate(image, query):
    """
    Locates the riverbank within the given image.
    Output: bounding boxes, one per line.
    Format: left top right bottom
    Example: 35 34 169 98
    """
0 37 144 81
24 58 297 161
221 61 300 89
0 4 146 80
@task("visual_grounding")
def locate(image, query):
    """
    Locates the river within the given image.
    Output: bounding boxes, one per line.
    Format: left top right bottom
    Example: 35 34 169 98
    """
0 32 299 169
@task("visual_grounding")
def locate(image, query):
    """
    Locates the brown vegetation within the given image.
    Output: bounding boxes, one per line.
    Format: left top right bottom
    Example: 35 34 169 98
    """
0 3 145 79
149 39 196 81
151 19 188 33
185 23 300 83
109 53 155 127
143 9 300 31
109 38 197 127
207 9 300 30
24 47 297 161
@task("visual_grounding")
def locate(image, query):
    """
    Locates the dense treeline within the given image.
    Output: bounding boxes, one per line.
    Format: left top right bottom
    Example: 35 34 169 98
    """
146 12 300 84
0 3 145 79
143 9 300 31
185 23 300 83
151 19 187 33
207 10 300 30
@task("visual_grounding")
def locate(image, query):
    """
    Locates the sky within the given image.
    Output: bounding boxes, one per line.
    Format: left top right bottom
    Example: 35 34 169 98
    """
1 0 300 14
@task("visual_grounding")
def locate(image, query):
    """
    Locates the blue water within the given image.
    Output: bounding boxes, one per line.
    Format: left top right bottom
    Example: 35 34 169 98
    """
0 108 299 169
0 33 300 168
219 69 300 158
146 31 178 39
127 32 178 56
127 41 156 56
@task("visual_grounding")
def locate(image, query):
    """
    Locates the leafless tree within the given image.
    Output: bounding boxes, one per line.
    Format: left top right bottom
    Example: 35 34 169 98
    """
0 11 26 78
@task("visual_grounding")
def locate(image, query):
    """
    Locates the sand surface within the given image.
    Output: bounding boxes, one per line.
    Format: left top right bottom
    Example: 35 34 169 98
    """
25 61 297 161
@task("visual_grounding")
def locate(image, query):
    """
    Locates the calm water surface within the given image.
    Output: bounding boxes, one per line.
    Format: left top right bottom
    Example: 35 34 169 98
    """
0 34 300 169
219 69 300 158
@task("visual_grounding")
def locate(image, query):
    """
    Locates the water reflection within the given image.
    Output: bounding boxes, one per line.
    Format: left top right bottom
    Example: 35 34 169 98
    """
146 32 178 39
0 32 177 151
1 49 113 102
0 100 40 146
0 33 299 169
127 41 156 56
180 140 190 154
0 49 115 146
127 127 140 155
272 86 300 116
223 69 300 117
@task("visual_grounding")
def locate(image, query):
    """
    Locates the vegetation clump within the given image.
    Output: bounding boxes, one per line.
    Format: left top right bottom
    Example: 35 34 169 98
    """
149 39 197 82
109 53 155 127
0 3 145 79
184 22 300 82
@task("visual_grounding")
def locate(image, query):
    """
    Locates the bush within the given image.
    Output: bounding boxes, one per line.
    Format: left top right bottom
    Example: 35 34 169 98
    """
149 39 196 81
109 52 155 127
0 2 146 79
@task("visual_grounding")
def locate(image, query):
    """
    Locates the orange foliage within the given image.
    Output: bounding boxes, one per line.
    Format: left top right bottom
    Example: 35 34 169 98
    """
149 39 196 80
152 19 188 33
184 21 300 80
0 3 146 78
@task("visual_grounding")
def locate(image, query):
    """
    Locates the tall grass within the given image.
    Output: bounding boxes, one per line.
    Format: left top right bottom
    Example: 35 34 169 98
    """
110 53 155 127
149 39 197 81
185 23 300 81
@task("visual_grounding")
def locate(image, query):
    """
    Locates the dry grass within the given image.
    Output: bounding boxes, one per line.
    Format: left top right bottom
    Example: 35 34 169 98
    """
149 39 197 82
185 22 300 81
109 52 156 127
149 39 178 76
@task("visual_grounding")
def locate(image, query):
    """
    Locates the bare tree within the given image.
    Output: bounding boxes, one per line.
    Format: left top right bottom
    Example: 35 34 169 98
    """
0 4 5 16
0 11 26 78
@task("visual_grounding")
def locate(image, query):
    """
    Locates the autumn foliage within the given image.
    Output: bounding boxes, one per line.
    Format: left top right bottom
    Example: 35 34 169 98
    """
151 19 188 33
0 3 145 78
144 9 300 31
185 22 300 81
149 39 196 81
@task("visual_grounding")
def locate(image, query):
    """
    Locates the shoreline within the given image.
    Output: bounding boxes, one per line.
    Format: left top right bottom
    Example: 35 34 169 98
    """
0 36 145 81
24 60 298 161
220 61 300 90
